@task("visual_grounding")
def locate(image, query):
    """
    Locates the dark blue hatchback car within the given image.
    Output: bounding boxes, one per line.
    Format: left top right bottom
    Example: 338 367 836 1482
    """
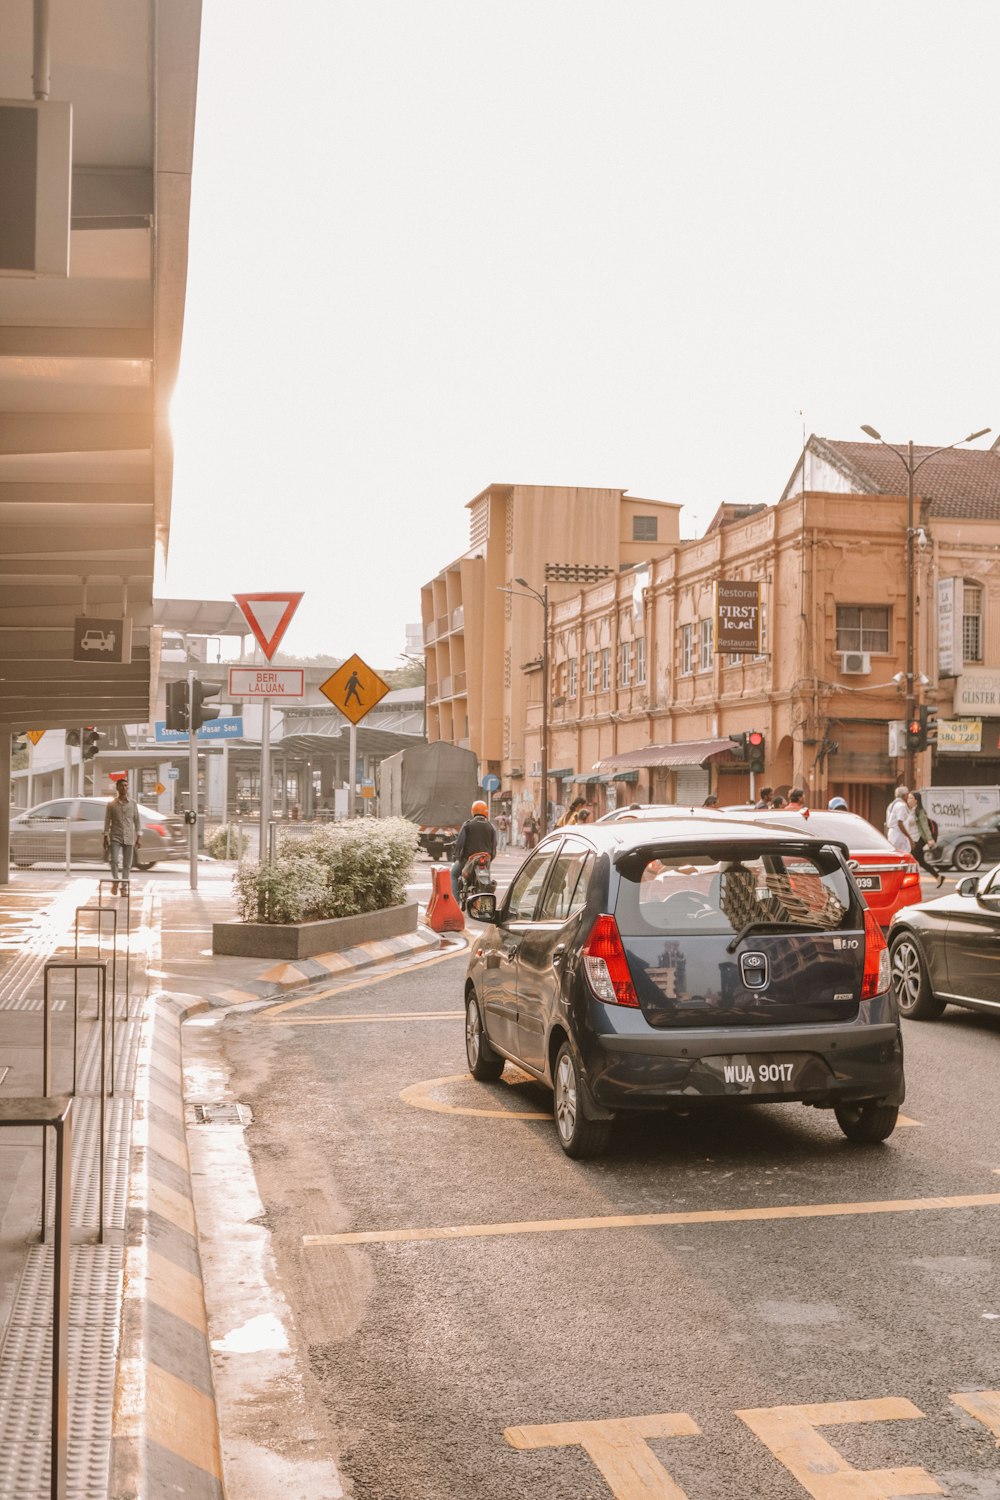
464 815 904 1157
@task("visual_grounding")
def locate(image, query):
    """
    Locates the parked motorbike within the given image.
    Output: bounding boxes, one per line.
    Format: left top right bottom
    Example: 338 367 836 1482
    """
458 852 496 911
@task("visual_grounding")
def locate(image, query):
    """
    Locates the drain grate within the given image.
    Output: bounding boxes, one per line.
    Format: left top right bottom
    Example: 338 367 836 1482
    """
191 1101 251 1126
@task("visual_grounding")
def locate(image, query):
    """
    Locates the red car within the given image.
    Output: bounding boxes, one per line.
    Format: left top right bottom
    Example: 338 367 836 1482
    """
720 809 921 925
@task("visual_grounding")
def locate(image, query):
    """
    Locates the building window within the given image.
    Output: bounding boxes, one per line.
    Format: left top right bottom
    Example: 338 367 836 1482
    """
632 515 658 542
635 636 646 684
836 605 890 653
567 658 578 698
600 647 611 691
699 619 713 671
620 640 631 688
963 582 983 662
680 623 693 675
754 600 768 661
586 652 596 693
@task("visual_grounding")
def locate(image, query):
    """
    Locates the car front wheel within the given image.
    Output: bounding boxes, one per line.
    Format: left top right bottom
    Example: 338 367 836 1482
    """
834 1100 899 1143
890 933 946 1021
553 1042 612 1159
952 842 982 872
465 991 504 1081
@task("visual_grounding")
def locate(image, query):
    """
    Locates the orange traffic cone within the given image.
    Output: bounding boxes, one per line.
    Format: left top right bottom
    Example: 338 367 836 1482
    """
425 865 465 932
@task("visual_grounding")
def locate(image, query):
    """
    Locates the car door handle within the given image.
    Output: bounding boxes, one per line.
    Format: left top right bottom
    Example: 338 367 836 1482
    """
552 943 567 964
501 944 518 962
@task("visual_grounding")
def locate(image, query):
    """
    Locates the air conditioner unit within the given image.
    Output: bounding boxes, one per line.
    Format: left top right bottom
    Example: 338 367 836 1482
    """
840 651 871 676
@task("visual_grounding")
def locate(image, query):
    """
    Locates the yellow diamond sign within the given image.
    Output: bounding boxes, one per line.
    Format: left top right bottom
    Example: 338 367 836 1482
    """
319 654 390 726
154 782 166 795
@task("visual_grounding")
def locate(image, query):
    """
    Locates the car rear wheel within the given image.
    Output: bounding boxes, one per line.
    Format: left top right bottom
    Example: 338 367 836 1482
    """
133 856 154 871
553 1042 612 1160
834 1100 899 1143
952 842 982 872
890 934 946 1020
465 992 504 1081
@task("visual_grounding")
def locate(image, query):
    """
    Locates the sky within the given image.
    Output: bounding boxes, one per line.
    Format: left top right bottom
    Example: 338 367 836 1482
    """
160 0 1000 667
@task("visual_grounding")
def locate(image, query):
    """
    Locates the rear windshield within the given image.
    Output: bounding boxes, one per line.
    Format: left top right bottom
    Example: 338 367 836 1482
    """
614 846 855 938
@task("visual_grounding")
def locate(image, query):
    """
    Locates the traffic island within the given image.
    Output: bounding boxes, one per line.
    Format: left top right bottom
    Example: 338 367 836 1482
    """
212 899 419 960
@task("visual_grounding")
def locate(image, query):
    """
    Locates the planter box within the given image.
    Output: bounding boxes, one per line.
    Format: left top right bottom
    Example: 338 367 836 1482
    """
213 900 419 960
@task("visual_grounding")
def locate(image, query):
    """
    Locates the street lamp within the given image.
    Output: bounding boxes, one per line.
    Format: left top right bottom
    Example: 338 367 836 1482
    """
860 423 990 785
500 577 550 835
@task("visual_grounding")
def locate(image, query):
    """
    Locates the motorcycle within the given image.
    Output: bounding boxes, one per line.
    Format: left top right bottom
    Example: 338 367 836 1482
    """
458 852 496 911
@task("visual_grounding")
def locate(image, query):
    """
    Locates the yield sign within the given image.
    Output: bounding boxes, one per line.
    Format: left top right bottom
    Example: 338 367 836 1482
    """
26 730 46 745
233 592 303 661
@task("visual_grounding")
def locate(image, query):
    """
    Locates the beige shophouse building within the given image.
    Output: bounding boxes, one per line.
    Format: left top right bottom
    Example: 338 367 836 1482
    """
422 441 1000 834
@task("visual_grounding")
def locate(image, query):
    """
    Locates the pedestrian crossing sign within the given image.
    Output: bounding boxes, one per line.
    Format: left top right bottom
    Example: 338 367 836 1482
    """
319 654 390 725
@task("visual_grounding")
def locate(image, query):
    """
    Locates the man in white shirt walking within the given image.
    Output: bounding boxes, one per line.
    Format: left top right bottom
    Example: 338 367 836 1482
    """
885 785 910 853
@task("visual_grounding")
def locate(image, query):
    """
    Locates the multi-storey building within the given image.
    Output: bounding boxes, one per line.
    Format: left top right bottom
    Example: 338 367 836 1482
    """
420 483 681 797
544 438 1000 827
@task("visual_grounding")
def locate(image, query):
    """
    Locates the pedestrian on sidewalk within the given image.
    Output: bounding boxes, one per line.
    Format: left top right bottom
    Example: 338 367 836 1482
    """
495 810 509 853
104 779 141 895
906 791 944 887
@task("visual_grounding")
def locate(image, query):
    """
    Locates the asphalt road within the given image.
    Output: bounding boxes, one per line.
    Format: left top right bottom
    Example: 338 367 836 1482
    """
194 856 1000 1500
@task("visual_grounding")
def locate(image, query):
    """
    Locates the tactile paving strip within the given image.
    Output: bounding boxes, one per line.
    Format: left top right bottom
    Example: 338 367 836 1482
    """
0 885 153 1499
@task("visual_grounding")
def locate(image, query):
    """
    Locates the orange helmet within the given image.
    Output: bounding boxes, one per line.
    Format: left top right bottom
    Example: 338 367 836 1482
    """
471 800 489 816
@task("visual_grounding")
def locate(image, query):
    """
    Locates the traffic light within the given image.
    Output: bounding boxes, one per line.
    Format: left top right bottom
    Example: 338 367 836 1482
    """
191 678 222 731
919 704 938 748
82 727 103 761
165 680 189 732
747 730 765 775
905 715 923 752
728 732 748 758
65 728 81 746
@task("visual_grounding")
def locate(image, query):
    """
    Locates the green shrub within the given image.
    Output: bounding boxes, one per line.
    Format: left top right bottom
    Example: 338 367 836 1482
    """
233 817 419 924
205 824 249 860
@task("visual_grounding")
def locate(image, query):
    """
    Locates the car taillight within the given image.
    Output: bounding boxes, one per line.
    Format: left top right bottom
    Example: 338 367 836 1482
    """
900 871 921 889
146 823 166 836
861 908 890 1000
582 914 639 1007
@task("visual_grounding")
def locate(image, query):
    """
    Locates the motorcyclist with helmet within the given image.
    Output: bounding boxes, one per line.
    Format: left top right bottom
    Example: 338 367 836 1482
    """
451 799 497 901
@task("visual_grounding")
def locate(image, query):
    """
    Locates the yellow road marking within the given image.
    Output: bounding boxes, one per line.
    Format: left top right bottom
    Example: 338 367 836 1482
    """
262 939 468 1017
304 1190 1000 1248
270 1010 463 1025
400 1071 550 1120
951 1389 1000 1439
737 1398 941 1500
506 1413 700 1500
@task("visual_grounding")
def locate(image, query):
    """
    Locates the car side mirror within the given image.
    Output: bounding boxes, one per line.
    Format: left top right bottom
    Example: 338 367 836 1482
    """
467 893 498 923
957 876 980 897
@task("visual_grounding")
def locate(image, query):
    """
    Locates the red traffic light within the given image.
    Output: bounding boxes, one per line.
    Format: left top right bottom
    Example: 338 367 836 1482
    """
748 731 764 747
907 719 921 735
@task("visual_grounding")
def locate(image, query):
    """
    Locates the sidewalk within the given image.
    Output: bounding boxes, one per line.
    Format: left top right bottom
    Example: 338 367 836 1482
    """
0 863 446 1499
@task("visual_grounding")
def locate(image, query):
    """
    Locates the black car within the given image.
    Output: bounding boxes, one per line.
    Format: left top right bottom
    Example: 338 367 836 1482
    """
463 816 904 1157
888 862 1000 1021
929 809 1000 873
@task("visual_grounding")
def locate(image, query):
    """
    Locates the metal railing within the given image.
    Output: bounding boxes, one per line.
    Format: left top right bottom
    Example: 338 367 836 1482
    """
0 1097 72 1500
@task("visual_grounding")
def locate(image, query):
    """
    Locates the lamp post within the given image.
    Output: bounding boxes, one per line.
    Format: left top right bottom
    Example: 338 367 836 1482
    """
860 423 990 786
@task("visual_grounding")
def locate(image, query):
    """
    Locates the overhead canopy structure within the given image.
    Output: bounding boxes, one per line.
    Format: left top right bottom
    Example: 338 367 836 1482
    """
0 2 203 734
595 738 739 772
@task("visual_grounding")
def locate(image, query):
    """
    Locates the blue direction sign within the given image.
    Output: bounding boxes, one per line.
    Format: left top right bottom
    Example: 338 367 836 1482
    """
155 717 244 744
482 773 501 793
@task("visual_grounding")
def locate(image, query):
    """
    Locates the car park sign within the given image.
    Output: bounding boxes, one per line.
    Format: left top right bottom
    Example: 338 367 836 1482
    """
73 615 132 664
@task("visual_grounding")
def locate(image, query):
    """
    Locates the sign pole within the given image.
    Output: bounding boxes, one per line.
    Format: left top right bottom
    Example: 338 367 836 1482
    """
348 721 357 819
260 697 273 858
188 669 198 891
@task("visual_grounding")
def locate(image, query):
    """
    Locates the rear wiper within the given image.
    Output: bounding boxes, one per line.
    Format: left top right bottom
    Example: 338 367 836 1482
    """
726 920 804 954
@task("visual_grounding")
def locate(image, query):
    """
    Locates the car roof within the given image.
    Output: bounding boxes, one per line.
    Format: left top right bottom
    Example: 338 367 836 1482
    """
717 807 896 852
533 813 850 860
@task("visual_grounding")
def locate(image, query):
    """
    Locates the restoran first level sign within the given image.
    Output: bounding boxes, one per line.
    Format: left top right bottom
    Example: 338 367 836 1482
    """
228 667 305 700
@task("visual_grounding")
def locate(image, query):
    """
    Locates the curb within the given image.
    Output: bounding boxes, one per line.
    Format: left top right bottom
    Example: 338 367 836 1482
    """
111 991 225 1499
109 912 461 1495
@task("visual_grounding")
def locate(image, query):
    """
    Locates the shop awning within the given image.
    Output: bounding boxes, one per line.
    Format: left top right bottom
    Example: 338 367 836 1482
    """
594 738 738 772
612 770 639 783
568 772 612 784
547 767 575 779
